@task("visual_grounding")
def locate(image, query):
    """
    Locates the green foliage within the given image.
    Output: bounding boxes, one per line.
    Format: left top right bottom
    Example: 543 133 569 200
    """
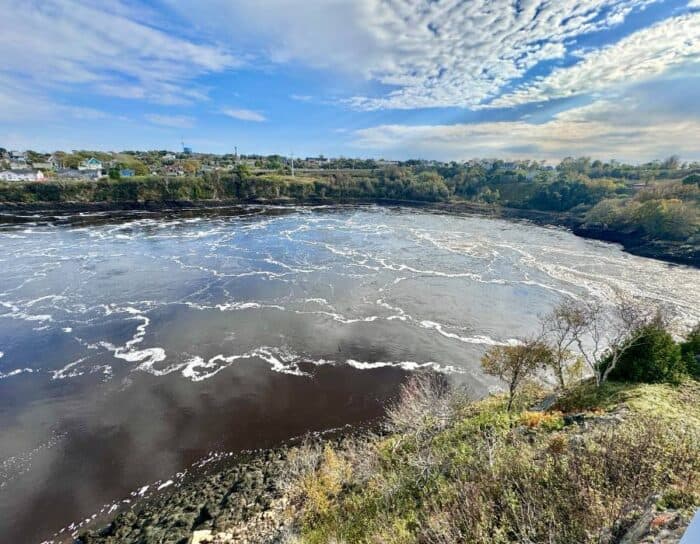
585 181 700 243
605 324 687 384
681 324 700 378
528 179 604 211
682 173 700 186
481 341 554 411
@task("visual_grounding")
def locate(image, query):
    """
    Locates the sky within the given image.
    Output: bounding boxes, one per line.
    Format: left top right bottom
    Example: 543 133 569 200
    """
1 0 699 162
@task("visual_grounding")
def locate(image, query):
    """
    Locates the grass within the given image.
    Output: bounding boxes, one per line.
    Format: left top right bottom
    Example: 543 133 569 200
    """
555 378 700 426
283 377 700 543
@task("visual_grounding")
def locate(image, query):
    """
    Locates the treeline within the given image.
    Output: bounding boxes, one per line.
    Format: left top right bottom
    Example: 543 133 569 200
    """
0 170 451 205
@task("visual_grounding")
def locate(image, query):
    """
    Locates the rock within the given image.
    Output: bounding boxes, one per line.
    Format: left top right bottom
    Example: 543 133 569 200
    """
190 529 214 544
531 393 558 412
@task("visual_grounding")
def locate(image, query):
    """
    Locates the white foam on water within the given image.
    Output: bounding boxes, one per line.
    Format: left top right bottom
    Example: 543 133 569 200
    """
345 359 462 374
157 480 174 490
419 320 520 346
0 367 34 380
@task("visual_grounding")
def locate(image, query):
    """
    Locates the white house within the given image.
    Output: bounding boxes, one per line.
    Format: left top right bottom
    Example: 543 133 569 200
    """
55 168 102 180
9 151 27 163
0 169 45 182
48 154 64 168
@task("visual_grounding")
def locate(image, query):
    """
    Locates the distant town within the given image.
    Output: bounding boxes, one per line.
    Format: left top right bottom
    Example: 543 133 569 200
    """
1 146 700 185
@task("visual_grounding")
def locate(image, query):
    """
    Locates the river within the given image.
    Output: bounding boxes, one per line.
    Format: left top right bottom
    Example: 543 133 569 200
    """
0 205 698 543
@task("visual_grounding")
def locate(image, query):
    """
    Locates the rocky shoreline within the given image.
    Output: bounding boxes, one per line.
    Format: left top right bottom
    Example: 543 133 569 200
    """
1 198 697 267
73 428 368 544
76 447 294 544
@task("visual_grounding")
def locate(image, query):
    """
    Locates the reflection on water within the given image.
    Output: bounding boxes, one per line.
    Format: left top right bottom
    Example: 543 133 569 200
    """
0 205 698 543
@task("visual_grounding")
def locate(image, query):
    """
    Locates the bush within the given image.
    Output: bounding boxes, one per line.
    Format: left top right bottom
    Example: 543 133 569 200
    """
606 324 686 383
681 324 700 378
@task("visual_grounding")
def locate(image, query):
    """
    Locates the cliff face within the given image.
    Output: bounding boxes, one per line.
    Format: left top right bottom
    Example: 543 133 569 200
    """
77 380 700 544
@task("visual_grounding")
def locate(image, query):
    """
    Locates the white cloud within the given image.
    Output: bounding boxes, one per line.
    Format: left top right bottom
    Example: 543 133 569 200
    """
0 0 238 105
351 82 700 162
145 114 195 129
221 108 267 122
490 13 700 108
169 0 659 110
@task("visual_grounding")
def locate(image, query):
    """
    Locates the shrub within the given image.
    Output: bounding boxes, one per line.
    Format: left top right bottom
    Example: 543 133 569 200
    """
605 323 686 383
519 410 564 431
681 324 700 378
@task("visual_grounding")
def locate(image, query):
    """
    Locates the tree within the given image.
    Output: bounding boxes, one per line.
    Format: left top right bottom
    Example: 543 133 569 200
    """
541 301 587 388
605 322 686 383
182 159 200 175
550 296 661 386
481 340 554 411
235 163 251 180
662 155 680 170
680 324 700 378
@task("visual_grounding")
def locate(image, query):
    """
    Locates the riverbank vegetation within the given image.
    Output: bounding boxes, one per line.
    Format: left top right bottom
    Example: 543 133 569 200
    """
281 308 700 544
283 379 699 544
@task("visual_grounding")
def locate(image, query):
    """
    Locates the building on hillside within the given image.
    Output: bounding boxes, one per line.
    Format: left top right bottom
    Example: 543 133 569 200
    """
31 162 54 171
9 151 27 163
78 157 103 173
48 154 64 168
55 168 102 181
0 169 45 182
162 153 177 163
119 168 135 177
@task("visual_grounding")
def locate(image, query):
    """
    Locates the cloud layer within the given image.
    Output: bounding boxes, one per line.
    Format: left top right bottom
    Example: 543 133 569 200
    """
171 0 671 110
352 78 700 162
490 12 700 108
0 0 237 107
2 0 699 160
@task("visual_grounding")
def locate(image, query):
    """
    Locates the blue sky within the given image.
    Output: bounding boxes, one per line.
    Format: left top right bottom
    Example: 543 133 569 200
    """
1 0 699 162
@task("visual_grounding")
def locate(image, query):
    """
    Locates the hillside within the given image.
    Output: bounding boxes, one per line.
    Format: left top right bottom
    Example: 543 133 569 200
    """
77 377 699 544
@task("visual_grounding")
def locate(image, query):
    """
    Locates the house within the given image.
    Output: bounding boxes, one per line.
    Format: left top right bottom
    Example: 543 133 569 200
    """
55 168 102 180
9 151 27 163
119 168 135 177
162 153 177 163
48 154 64 169
0 169 45 182
31 162 54 171
78 157 103 172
